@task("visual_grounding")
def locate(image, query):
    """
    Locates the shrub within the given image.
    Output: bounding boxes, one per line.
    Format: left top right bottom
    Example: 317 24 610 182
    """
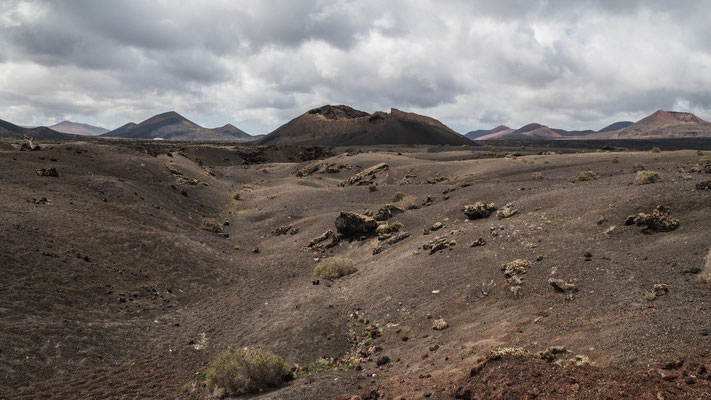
636 171 660 184
392 192 405 202
200 218 222 232
314 256 357 279
632 162 646 172
611 157 619 163
368 183 377 192
530 172 543 180
575 170 598 182
651 147 661 153
206 347 291 395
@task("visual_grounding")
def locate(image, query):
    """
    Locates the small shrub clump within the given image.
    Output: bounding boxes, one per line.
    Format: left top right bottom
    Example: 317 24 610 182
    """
530 172 543 180
575 170 598 182
206 347 291 395
314 256 357 279
632 162 646 172
391 192 405 202
651 147 661 153
200 218 222 233
636 171 660 184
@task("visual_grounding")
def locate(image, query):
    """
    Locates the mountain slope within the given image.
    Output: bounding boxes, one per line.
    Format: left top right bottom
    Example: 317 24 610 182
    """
258 105 474 146
598 121 633 133
477 123 563 140
465 125 511 140
211 124 251 139
49 121 109 136
591 110 711 139
102 112 250 141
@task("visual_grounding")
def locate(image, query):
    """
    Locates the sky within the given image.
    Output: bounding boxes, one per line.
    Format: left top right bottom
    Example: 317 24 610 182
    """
1 0 711 135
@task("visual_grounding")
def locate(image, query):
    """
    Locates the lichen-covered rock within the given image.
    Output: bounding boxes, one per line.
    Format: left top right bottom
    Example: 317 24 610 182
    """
463 202 497 220
373 204 404 221
432 318 449 330
335 212 378 236
340 163 388 186
35 167 58 177
549 278 577 292
423 236 456 254
496 203 518 219
624 205 680 232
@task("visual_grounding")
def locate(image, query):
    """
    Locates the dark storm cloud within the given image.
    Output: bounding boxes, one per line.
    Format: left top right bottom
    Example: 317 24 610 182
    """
1 0 710 132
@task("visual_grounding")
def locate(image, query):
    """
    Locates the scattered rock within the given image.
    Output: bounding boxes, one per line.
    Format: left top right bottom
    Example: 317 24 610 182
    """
423 236 456 254
430 222 443 231
432 318 449 330
463 202 497 220
654 283 669 297
335 212 378 236
376 356 390 366
470 237 486 247
373 204 404 221
272 225 295 236
496 203 518 219
305 230 333 249
35 167 58 177
252 247 260 253
683 266 702 274
340 163 388 186
548 278 577 292
696 181 711 190
624 205 680 232
387 232 410 245
570 355 591 366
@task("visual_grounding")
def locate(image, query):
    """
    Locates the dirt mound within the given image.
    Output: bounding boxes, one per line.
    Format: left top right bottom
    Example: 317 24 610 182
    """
258 105 474 146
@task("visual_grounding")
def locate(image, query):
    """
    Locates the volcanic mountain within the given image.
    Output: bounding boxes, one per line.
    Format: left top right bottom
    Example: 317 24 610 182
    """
597 121 633 133
0 118 73 139
257 105 474 146
591 110 711 139
465 125 512 140
211 123 251 139
102 112 252 141
476 123 563 140
49 121 109 136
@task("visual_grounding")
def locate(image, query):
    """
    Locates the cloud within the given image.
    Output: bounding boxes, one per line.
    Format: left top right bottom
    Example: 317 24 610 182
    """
1 0 711 134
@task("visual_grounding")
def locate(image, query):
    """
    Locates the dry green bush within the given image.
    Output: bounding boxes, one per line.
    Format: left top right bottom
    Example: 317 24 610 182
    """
651 147 661 153
530 172 543 180
636 171 661 184
610 157 619 163
575 170 598 182
314 256 357 279
206 347 290 395
200 218 222 233
632 162 646 172
392 192 405 202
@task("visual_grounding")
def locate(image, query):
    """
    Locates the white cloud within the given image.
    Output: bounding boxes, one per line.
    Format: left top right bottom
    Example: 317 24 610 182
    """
1 0 710 134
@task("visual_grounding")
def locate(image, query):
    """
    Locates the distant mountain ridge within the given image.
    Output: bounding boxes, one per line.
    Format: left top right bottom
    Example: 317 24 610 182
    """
258 105 474 146
588 110 711 139
49 121 109 136
102 111 253 141
469 110 709 140
0 118 74 139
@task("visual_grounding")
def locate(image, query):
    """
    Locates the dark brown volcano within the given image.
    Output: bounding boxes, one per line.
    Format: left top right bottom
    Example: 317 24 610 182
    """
258 105 474 146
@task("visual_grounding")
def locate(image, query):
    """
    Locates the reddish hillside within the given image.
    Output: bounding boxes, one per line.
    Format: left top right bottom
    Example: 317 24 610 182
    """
258 105 474 146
